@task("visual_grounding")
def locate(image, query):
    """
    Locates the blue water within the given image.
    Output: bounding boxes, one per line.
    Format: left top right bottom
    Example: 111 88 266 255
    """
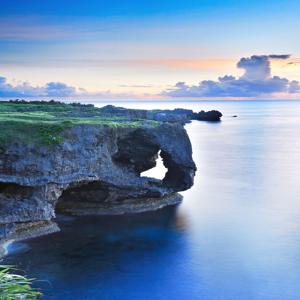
4 101 300 300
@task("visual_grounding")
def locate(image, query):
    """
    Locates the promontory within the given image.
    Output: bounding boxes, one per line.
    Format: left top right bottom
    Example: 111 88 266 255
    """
0 100 221 252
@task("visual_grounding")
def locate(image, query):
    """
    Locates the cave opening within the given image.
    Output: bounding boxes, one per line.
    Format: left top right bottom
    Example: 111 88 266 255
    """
0 182 33 198
141 150 168 180
55 181 110 213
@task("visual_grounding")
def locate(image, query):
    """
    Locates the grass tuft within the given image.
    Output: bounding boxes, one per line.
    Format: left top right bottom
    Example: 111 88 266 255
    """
0 265 42 300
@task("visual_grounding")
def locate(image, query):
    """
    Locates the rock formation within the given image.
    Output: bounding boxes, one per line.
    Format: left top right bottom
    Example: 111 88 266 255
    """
99 105 223 123
0 101 224 252
192 110 223 121
0 115 196 248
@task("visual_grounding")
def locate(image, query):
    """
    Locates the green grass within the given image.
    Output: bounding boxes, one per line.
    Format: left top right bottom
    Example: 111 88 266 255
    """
0 101 159 145
0 265 41 300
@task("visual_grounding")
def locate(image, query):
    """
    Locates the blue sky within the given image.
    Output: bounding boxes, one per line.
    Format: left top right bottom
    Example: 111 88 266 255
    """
1 0 298 18
0 0 299 99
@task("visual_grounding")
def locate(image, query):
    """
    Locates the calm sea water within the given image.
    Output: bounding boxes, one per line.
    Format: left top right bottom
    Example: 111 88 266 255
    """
4 101 300 300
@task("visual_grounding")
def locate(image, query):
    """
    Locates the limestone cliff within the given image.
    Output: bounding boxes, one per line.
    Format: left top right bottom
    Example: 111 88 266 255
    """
0 104 196 246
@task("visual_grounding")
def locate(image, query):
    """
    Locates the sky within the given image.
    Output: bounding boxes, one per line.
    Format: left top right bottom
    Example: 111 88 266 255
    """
0 0 300 100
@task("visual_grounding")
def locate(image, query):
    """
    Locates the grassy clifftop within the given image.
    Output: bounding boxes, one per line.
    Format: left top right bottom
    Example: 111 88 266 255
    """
0 100 157 145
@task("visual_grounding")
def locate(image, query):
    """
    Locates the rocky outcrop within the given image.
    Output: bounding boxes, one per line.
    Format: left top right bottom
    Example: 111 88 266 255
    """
99 105 222 123
192 110 223 121
0 121 196 248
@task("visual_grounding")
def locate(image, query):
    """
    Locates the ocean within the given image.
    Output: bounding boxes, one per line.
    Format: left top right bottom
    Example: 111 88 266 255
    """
4 100 300 300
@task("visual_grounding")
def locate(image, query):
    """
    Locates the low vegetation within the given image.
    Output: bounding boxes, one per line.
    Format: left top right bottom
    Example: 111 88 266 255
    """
0 100 156 145
0 265 41 299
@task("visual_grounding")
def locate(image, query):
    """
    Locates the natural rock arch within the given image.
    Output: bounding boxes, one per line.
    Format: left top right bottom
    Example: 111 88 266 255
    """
0 123 196 245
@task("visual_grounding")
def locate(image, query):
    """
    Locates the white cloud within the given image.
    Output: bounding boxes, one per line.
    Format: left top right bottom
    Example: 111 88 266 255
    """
0 77 77 97
164 55 300 98
0 76 138 99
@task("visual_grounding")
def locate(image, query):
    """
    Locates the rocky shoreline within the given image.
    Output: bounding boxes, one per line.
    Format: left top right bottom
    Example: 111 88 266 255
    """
0 101 222 256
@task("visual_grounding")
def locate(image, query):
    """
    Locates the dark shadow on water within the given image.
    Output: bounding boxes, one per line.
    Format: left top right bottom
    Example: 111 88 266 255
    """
4 205 187 299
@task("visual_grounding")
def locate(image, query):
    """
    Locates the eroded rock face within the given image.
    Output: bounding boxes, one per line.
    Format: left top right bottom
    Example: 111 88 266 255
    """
0 122 196 245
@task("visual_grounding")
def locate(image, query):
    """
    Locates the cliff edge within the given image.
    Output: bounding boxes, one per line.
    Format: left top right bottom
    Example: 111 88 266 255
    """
0 101 197 247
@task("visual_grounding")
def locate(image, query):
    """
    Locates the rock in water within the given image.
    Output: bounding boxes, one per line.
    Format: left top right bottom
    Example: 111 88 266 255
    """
193 110 223 121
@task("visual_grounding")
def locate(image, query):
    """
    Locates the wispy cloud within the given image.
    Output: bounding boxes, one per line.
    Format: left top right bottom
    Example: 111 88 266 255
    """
0 16 120 43
287 61 300 66
125 59 234 70
0 58 235 74
0 17 74 41
118 84 154 88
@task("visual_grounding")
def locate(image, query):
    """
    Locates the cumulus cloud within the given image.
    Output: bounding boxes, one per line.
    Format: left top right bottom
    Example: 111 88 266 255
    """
0 76 77 97
164 54 300 98
45 82 76 97
289 80 300 93
0 76 140 100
